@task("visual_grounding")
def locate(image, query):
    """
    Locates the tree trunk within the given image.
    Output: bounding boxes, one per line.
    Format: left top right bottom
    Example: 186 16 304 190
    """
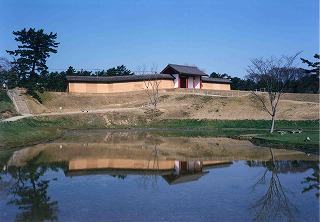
269 148 275 165
30 57 37 79
270 114 276 133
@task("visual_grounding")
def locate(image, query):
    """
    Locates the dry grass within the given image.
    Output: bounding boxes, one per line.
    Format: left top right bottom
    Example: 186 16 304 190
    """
25 90 319 120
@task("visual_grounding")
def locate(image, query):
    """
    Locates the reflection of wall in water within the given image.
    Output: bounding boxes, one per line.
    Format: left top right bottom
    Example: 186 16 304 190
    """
65 158 232 185
68 158 174 171
164 160 232 185
174 160 202 175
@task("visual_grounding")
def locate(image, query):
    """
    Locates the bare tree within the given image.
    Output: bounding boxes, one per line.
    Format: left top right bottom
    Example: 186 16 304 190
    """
0 57 11 84
143 79 161 110
0 57 21 89
246 53 300 133
0 57 12 71
137 64 161 111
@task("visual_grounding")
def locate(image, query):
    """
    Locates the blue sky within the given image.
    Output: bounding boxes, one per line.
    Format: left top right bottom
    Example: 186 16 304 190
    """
0 0 318 77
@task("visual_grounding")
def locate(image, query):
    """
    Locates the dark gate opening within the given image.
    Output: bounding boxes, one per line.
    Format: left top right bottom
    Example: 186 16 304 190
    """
180 76 187 88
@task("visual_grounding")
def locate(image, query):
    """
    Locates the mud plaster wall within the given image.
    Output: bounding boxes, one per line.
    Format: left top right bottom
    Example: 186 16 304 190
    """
68 80 174 93
202 82 231 90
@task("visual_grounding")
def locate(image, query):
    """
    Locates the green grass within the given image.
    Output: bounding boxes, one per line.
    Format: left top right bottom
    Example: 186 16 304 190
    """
35 91 54 104
252 131 319 154
148 119 319 153
151 129 263 138
0 119 63 148
0 114 110 149
147 119 319 130
255 131 319 145
0 91 16 119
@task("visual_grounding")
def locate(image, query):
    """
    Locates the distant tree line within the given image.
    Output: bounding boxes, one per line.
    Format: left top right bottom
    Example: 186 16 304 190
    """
36 65 133 92
0 60 134 92
210 54 319 94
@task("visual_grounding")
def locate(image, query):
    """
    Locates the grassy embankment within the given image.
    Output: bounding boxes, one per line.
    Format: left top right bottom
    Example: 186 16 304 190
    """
149 119 319 154
0 114 318 154
0 91 16 120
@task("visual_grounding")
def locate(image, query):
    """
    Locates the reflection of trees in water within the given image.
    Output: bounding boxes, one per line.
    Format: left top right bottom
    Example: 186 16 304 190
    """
111 175 127 180
249 149 298 222
247 159 317 174
301 164 319 198
247 158 319 198
138 145 160 190
5 154 63 222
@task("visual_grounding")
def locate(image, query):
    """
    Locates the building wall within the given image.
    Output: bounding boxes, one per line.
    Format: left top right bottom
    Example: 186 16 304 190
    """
202 82 231 90
68 79 174 93
188 77 193 88
173 74 179 88
195 76 201 89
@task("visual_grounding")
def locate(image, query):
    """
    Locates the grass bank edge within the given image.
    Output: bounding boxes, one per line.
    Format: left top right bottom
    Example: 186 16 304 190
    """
251 139 319 155
147 119 319 130
0 115 318 151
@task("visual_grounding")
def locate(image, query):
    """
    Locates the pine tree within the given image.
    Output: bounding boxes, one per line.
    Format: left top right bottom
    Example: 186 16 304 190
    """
6 28 59 85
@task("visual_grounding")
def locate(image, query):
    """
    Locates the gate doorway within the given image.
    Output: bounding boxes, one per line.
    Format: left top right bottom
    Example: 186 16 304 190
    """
180 76 187 88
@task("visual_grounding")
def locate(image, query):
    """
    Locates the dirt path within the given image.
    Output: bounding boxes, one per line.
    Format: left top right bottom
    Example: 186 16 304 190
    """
0 107 144 122
7 89 31 115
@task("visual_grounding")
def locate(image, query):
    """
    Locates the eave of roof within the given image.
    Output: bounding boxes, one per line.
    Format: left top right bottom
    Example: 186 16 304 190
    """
161 64 208 76
66 74 174 83
202 77 232 84
163 171 209 185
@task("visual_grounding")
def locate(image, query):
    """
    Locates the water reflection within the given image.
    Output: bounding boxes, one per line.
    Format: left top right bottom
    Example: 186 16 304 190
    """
64 142 231 187
249 149 298 222
0 130 318 221
3 156 62 221
7 130 317 166
301 164 319 198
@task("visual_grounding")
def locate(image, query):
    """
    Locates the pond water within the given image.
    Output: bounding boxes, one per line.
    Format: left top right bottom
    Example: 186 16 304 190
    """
0 130 319 222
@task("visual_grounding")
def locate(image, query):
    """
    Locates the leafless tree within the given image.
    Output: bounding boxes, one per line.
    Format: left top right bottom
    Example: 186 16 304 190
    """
0 57 12 71
137 64 161 110
136 64 147 75
0 57 11 84
0 57 21 88
246 53 300 133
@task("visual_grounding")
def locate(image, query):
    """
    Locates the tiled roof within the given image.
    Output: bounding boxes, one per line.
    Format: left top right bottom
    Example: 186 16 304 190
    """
202 77 232 84
66 74 174 83
161 64 208 76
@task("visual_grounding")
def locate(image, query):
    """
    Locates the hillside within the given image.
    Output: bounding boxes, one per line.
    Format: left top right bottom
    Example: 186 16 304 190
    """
0 91 17 120
24 89 319 120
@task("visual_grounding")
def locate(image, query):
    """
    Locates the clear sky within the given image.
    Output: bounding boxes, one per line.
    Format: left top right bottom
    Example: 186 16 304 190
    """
0 0 319 78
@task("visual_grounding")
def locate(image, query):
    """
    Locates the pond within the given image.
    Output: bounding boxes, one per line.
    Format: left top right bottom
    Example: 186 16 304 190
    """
0 130 319 222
